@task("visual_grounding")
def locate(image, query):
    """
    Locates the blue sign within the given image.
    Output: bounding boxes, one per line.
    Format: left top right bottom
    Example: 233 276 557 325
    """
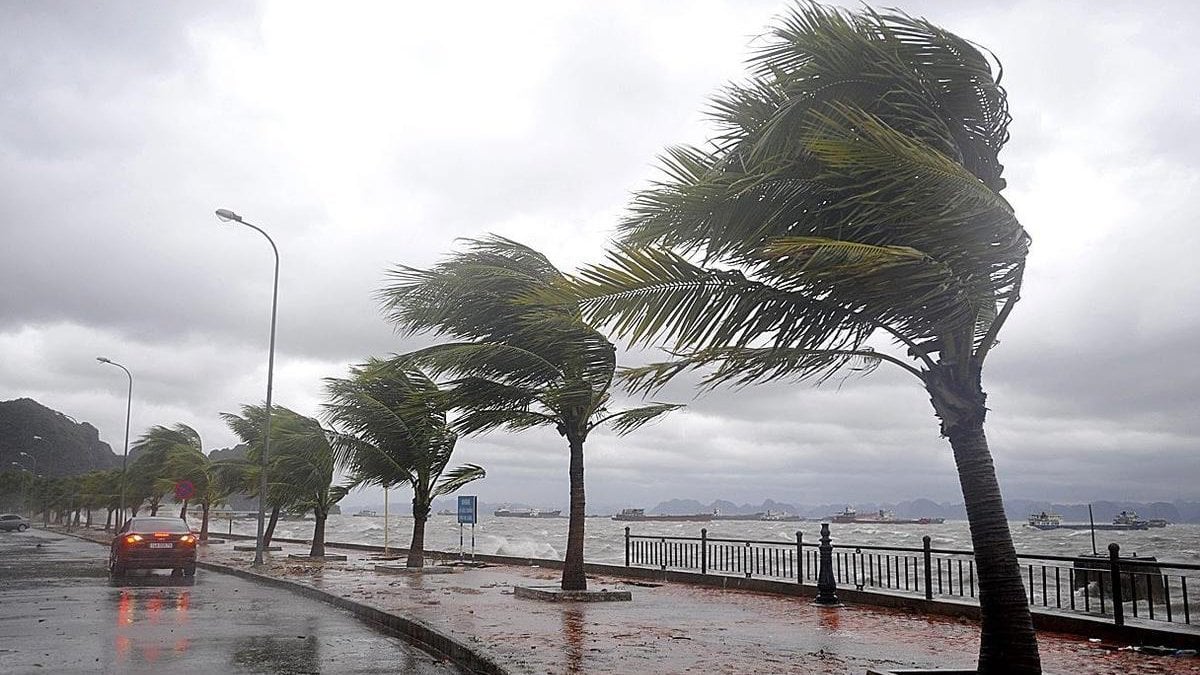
457 496 477 524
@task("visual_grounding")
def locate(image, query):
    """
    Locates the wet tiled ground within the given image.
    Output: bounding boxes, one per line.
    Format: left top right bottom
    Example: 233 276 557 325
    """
190 538 1200 674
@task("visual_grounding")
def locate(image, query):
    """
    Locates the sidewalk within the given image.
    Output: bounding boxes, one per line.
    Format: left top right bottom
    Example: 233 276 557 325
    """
184 536 1199 674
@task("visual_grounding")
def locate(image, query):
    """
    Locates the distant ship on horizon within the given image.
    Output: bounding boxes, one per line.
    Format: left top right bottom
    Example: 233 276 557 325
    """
612 508 713 522
830 506 945 525
493 507 563 518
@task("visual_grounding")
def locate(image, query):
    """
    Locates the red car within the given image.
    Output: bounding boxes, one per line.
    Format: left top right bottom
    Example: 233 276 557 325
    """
109 516 198 577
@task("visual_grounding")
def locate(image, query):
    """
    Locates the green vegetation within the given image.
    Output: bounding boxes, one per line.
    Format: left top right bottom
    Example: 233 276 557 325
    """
379 237 682 589
324 359 484 567
221 405 351 556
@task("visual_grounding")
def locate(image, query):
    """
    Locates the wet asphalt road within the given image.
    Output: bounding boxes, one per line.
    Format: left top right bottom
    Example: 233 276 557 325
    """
0 529 464 674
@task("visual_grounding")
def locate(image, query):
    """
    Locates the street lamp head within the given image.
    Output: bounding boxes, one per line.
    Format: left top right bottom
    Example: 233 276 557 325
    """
215 208 243 223
97 356 111 364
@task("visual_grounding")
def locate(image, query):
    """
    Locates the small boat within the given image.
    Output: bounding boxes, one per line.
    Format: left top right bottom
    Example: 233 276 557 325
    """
353 509 379 517
436 509 455 516
1148 518 1169 528
493 507 563 518
612 508 713 522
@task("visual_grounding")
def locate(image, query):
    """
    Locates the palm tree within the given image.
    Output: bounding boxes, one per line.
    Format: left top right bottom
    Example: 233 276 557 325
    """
324 359 485 567
129 426 191 516
556 4 1036 671
220 406 301 548
379 238 682 590
157 444 235 541
259 407 351 558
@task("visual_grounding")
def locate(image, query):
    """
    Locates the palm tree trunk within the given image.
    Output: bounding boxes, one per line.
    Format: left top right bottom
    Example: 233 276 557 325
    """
179 499 188 520
263 504 281 547
929 366 1040 674
200 502 210 541
105 508 113 532
150 496 160 516
85 508 92 528
408 497 429 568
561 435 587 591
310 508 327 558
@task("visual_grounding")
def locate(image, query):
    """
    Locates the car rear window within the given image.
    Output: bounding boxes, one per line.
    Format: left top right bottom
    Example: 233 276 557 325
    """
129 518 191 533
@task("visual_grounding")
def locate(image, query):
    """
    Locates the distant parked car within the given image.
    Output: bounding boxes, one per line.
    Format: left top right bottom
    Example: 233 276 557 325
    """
0 514 30 532
109 517 198 577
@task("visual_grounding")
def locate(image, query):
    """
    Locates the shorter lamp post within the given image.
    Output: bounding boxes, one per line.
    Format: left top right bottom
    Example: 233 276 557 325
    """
97 357 133 528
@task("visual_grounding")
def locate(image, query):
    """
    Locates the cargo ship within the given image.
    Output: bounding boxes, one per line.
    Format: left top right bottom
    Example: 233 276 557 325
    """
612 508 713 522
830 506 945 525
1027 511 1150 531
493 507 563 518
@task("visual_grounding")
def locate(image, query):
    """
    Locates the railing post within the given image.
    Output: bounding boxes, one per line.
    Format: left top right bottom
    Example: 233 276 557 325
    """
624 527 630 567
815 523 839 605
923 535 933 601
1109 543 1124 626
700 528 708 575
796 531 803 584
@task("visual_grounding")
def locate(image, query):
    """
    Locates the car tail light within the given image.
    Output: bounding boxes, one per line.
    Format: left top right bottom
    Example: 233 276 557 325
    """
123 534 143 545
153 532 171 538
179 534 196 545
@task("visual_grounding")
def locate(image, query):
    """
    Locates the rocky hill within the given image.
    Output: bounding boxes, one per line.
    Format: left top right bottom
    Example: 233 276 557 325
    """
0 398 119 477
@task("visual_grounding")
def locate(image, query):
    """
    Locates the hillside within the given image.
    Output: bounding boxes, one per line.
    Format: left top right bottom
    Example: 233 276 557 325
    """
0 398 119 477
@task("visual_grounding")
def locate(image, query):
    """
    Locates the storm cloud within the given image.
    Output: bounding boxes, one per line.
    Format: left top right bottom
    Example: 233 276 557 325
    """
2 0 1197 510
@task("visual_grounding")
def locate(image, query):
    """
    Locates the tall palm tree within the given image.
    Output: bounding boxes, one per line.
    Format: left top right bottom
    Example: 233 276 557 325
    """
379 238 682 590
324 359 485 568
555 4 1036 671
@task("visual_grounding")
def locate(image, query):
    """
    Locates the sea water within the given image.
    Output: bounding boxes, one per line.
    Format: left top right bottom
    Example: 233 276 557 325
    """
214 514 1200 566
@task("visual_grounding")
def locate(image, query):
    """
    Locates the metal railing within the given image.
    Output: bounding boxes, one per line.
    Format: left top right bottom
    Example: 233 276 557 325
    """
624 526 1200 629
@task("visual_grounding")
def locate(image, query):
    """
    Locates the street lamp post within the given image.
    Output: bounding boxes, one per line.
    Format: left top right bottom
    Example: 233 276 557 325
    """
215 208 279 566
16 450 38 519
97 357 133 528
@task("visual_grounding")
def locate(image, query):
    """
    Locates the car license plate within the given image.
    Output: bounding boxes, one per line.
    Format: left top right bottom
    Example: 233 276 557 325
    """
149 542 174 549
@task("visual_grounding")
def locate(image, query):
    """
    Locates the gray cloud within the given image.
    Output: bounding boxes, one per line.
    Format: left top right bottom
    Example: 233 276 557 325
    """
1 0 1197 510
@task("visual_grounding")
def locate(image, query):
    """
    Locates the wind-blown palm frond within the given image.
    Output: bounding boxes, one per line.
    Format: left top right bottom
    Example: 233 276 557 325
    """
591 403 685 436
432 464 486 498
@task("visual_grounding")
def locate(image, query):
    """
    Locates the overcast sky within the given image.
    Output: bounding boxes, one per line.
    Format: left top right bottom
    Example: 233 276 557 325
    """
2 1 1197 510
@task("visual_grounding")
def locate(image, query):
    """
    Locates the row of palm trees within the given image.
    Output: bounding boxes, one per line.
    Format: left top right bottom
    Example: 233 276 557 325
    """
125 372 488 562
366 3 1042 672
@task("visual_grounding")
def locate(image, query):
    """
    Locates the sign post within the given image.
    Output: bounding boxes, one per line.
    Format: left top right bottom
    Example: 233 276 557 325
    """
457 495 477 559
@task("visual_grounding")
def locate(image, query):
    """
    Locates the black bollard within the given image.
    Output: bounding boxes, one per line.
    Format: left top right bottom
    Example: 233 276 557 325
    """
815 522 840 605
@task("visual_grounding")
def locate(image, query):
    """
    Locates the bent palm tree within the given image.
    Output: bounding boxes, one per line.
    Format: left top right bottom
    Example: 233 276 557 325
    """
379 238 682 590
131 424 203 519
220 407 291 547
557 4 1037 672
264 407 351 557
324 359 484 568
